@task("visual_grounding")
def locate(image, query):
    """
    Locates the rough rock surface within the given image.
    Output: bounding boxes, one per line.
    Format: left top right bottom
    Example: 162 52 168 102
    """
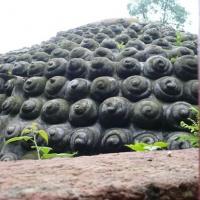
0 149 198 200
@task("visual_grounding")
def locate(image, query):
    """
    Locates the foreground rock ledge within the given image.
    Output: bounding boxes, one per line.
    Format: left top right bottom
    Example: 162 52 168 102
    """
0 149 198 200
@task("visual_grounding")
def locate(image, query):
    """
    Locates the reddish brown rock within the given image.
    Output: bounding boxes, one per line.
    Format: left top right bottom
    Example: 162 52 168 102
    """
0 149 198 200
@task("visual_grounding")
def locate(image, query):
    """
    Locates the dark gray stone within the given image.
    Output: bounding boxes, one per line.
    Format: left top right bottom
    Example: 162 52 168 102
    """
0 19 198 160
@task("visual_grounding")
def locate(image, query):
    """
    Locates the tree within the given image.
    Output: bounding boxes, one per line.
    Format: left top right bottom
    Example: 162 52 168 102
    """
127 0 188 29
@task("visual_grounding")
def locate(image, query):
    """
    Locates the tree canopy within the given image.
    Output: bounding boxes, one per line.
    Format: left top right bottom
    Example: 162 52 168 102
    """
127 0 188 29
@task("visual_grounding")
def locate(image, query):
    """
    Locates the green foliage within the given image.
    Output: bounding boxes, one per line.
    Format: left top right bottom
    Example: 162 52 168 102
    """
175 32 183 46
5 136 33 145
180 107 199 134
126 141 168 152
7 69 12 75
38 130 49 144
127 0 188 29
31 146 53 154
178 135 199 148
117 42 125 50
41 152 78 159
170 56 178 64
22 122 49 144
4 123 76 160
178 107 199 148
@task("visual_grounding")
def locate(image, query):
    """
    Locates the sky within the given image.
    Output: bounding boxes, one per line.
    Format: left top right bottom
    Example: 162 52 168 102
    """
0 0 198 54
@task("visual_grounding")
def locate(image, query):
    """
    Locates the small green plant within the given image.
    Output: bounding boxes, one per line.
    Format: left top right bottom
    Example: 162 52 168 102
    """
170 56 178 64
175 31 183 46
178 107 199 147
7 69 12 75
125 141 168 152
5 123 77 160
117 42 125 50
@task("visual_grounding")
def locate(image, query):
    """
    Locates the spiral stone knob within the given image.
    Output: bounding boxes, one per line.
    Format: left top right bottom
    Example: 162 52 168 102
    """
164 102 194 130
88 57 114 80
20 98 43 119
122 76 151 102
143 55 173 79
66 58 88 79
69 99 98 126
101 128 132 153
153 76 183 102
117 57 141 78
45 58 68 78
41 99 69 124
174 55 197 81
99 97 130 127
90 76 119 102
23 77 46 96
45 76 66 98
131 100 163 129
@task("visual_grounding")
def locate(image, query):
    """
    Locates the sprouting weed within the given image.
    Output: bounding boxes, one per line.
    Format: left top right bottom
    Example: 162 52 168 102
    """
178 107 199 148
5 123 77 160
117 42 125 50
125 141 168 152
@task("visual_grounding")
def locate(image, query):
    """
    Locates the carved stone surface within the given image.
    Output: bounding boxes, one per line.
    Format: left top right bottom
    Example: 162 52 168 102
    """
0 149 198 200
0 18 198 160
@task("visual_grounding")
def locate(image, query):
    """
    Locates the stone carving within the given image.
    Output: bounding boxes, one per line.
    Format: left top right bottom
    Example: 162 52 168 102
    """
90 76 119 101
117 57 141 78
131 100 163 129
44 76 67 99
88 57 114 80
19 98 44 119
47 123 73 153
70 124 102 153
69 98 98 126
28 61 47 76
133 131 163 144
174 55 197 80
164 102 195 130
153 76 183 102
45 58 68 78
121 76 151 101
166 132 192 150
183 80 198 104
66 78 90 101
101 128 132 153
12 61 30 76
2 96 23 115
0 18 198 160
99 97 130 127
66 58 88 79
41 99 69 124
143 55 173 79
23 77 47 96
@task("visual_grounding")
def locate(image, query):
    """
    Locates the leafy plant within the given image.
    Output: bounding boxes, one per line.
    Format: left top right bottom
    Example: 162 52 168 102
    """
170 56 178 64
7 69 12 75
178 107 199 148
41 151 77 159
126 141 168 152
175 31 183 46
117 42 125 50
5 123 77 160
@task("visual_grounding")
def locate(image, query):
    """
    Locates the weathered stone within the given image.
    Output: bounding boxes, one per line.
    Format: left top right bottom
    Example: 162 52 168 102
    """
0 18 198 160
0 149 198 200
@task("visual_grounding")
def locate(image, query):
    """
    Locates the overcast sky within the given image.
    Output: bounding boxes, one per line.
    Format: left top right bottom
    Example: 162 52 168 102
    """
0 0 198 54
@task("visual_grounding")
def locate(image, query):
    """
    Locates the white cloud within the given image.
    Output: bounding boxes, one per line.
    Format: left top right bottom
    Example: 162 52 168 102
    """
177 0 199 34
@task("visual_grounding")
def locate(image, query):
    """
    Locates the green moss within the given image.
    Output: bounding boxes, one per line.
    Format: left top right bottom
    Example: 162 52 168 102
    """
175 32 183 46
117 42 125 50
